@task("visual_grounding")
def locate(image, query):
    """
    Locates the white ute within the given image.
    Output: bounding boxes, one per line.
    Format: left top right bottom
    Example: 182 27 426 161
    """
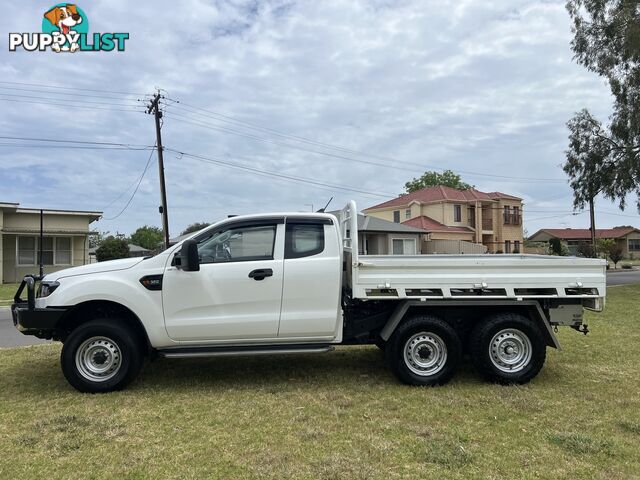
11 201 606 393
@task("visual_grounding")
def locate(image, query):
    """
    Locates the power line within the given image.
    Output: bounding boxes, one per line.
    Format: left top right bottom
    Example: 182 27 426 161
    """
0 97 145 113
165 112 555 185
101 145 157 221
0 92 141 107
0 135 152 148
164 147 395 198
0 86 146 101
0 80 145 96
0 144 153 151
166 101 566 183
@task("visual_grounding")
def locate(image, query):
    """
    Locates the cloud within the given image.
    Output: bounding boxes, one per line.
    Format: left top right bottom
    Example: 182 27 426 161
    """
0 0 634 237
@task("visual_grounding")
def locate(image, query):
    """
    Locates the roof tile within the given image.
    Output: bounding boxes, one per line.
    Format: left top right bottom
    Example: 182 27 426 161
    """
364 185 513 210
402 215 474 233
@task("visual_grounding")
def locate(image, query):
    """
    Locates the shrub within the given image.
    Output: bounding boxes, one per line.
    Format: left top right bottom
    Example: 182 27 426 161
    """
95 236 129 262
621 263 633 269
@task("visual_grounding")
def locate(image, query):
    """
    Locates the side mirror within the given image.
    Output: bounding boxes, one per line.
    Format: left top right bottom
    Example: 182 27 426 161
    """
180 239 200 271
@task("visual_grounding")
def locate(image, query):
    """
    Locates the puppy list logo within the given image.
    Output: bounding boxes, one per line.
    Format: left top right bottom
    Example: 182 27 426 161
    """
9 3 129 53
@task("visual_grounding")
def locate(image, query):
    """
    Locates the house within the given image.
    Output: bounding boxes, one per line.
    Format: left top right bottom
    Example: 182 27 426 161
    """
88 243 153 263
528 227 640 257
332 212 427 255
364 186 524 253
0 201 102 283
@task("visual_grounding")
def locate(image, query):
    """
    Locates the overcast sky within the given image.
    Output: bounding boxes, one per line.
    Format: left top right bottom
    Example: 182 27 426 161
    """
1 0 638 237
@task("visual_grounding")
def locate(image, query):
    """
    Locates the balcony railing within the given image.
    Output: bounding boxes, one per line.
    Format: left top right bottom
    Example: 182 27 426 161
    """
503 214 522 225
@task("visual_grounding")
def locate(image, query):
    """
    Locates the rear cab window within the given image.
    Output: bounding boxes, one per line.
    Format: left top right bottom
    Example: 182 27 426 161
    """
285 221 327 259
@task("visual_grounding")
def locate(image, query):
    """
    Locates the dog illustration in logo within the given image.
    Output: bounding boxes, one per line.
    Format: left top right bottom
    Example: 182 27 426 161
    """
43 4 83 52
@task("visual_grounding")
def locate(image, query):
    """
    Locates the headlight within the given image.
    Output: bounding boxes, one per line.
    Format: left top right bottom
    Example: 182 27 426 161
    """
37 281 60 298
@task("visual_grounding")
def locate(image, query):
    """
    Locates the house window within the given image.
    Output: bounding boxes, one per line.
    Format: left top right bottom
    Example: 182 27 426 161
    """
454 205 462 223
513 206 520 225
39 237 54 265
405 209 411 219
393 211 400 223
18 236 73 266
629 239 640 251
514 240 520 253
56 237 72 265
17 237 36 266
503 206 511 224
505 240 511 253
392 238 417 255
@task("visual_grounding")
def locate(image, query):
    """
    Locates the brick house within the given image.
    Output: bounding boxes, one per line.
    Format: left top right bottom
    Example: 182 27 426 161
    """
528 227 640 257
0 201 102 283
363 186 524 253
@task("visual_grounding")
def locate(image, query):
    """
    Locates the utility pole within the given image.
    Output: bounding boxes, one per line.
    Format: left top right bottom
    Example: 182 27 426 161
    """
147 91 170 249
589 196 596 254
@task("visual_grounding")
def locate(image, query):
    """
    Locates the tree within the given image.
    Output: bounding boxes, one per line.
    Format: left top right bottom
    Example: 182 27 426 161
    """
404 170 473 193
88 231 108 249
95 236 129 262
181 222 210 235
598 238 624 268
576 242 596 258
564 1 640 212
609 244 624 268
129 225 164 251
549 238 568 256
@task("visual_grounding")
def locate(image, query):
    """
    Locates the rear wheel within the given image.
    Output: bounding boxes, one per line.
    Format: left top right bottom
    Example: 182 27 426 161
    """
386 315 461 386
470 312 546 384
61 319 143 393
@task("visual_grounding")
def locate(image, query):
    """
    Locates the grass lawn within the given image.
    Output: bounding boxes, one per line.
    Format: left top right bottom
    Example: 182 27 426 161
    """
1 286 639 479
0 283 18 306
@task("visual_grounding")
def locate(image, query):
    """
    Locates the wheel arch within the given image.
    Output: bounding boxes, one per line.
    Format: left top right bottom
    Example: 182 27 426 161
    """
56 300 152 354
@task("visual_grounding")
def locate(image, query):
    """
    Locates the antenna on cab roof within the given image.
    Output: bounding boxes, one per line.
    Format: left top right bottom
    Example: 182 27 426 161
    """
316 197 333 213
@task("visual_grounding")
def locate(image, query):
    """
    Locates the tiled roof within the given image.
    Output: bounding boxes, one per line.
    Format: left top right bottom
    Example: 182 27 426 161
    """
487 191 522 201
403 215 474 233
364 185 514 211
531 227 639 240
327 211 427 234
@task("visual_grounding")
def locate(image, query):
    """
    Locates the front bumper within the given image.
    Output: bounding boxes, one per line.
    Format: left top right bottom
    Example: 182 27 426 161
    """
10 277 67 338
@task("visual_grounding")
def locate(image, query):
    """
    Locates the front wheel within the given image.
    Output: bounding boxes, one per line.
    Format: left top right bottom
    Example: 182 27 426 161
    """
469 313 546 384
386 315 462 386
61 319 143 393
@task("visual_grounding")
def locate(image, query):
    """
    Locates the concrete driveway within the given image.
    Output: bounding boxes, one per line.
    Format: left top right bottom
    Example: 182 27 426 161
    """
1 269 639 348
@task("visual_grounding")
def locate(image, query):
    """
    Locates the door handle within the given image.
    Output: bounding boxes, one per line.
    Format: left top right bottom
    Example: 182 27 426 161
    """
248 268 273 280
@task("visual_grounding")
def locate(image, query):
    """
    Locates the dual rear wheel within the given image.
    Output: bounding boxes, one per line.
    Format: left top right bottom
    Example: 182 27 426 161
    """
386 313 546 386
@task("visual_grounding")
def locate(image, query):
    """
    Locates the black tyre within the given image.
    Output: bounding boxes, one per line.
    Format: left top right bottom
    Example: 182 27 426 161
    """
61 319 144 393
386 315 462 386
469 312 546 384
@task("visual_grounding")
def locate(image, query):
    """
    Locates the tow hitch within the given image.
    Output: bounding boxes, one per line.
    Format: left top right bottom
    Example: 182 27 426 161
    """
571 324 589 335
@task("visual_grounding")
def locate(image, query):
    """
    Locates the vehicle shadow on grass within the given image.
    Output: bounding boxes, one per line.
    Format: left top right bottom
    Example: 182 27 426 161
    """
1 345 563 395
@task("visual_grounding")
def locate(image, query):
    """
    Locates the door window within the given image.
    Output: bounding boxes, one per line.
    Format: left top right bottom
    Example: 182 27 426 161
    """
196 225 276 264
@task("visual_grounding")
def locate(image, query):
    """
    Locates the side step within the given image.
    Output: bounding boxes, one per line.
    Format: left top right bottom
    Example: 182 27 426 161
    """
158 343 334 359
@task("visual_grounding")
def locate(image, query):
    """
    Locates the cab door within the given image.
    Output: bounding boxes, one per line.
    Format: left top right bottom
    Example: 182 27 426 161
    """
162 218 285 342
278 219 342 339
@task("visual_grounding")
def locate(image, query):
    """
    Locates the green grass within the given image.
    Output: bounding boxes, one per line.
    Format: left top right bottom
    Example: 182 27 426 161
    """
1 286 640 479
0 283 19 306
